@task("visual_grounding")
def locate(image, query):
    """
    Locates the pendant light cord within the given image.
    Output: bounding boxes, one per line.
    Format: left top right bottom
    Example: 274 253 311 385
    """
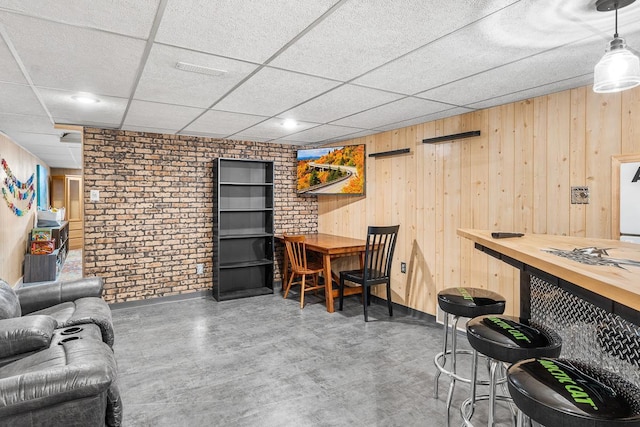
614 2 619 37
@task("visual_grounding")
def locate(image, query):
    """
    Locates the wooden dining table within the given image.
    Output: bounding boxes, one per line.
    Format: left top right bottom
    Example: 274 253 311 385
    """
278 233 368 313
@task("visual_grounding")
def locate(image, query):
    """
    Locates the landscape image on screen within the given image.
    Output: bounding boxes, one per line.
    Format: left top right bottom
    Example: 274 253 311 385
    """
296 144 365 195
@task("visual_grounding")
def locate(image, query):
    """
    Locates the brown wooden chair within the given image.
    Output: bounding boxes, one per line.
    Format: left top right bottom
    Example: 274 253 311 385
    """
283 235 325 308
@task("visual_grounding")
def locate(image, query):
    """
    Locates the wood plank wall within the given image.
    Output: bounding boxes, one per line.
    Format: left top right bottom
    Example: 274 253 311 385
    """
318 85 640 317
0 133 41 286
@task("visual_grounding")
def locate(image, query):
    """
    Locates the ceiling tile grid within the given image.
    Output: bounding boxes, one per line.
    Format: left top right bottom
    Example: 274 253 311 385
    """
0 12 147 97
1 0 640 168
213 67 342 117
154 0 342 63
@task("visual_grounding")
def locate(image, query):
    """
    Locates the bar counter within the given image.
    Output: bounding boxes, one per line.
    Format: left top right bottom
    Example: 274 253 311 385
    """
458 229 640 388
458 229 640 313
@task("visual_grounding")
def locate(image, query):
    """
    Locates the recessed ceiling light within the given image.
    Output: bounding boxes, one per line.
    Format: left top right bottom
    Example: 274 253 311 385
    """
71 94 100 104
282 119 298 129
175 61 228 76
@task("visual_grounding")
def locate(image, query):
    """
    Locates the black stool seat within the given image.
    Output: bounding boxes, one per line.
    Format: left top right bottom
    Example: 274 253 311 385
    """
508 358 640 427
466 315 562 363
437 287 505 318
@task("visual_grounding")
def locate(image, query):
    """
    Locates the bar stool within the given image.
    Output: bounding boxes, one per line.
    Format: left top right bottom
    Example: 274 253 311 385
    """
461 315 562 426
508 357 640 427
434 287 506 421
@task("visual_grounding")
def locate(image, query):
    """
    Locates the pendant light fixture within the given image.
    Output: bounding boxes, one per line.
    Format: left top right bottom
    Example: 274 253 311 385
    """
593 0 640 93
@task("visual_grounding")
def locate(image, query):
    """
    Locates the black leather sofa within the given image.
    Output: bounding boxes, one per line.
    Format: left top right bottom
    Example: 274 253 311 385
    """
0 278 121 426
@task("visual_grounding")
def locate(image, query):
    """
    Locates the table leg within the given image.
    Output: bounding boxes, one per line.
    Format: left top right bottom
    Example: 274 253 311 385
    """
323 254 334 313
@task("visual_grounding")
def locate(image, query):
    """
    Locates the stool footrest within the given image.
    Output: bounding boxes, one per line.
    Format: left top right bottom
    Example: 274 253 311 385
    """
434 350 505 386
460 394 517 427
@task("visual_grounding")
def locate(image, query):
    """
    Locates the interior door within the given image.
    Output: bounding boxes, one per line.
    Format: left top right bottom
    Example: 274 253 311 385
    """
50 175 65 209
65 175 83 250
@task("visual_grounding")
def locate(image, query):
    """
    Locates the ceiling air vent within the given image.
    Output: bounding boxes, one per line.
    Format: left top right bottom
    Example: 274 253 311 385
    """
175 61 227 77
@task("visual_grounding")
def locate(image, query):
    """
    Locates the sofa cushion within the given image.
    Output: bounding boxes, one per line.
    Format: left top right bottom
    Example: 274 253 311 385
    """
0 280 21 320
0 315 57 360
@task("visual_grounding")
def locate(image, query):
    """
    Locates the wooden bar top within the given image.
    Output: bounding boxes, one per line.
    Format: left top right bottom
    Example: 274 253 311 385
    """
458 229 640 311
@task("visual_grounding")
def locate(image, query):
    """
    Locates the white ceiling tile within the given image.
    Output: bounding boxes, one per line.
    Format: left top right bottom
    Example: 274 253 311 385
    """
3 133 60 157
352 1 605 95
275 124 367 143
123 100 204 131
373 107 475 131
0 0 160 38
0 33 27 84
183 110 268 136
331 97 455 129
4 132 61 146
466 75 594 110
215 67 340 116
0 12 146 97
0 113 54 134
134 44 259 108
42 147 82 169
155 0 340 63
2 132 82 168
0 83 47 116
270 0 517 81
3 0 640 170
322 129 378 144
281 84 404 123
231 118 318 140
418 36 604 106
38 88 127 127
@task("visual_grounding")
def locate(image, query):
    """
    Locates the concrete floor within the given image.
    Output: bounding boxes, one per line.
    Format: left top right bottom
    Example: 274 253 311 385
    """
112 291 520 427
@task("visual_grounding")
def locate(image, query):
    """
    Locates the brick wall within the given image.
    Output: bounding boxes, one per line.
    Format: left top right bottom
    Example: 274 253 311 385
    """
83 128 317 303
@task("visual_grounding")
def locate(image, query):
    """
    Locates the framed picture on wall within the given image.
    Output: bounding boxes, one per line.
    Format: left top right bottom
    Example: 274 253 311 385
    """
35 164 48 211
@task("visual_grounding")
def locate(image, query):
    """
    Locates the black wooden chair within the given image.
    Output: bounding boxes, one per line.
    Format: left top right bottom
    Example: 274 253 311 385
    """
338 225 400 321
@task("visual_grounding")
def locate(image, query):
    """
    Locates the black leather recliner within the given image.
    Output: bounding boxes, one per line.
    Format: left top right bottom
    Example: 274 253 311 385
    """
0 278 121 426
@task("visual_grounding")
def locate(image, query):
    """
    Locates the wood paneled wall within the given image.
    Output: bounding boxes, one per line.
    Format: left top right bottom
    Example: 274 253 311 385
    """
0 133 41 286
318 85 640 317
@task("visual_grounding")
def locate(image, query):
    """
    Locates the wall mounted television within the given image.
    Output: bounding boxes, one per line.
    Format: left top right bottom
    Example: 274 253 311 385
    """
296 144 365 196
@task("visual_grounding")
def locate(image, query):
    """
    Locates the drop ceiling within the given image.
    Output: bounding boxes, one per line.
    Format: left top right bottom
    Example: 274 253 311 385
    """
1 0 639 169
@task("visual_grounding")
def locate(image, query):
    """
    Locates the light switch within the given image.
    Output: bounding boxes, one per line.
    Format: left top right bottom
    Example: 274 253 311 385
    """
90 190 99 202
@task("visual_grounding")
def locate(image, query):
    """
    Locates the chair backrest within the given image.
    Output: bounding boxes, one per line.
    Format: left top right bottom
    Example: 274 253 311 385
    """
283 235 309 273
363 225 400 280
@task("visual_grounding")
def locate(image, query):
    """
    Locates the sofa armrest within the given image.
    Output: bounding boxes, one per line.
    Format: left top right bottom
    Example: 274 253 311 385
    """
0 315 57 359
16 277 104 314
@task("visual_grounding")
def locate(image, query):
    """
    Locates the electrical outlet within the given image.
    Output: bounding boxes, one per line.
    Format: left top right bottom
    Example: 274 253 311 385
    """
196 264 204 275
400 262 406 274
